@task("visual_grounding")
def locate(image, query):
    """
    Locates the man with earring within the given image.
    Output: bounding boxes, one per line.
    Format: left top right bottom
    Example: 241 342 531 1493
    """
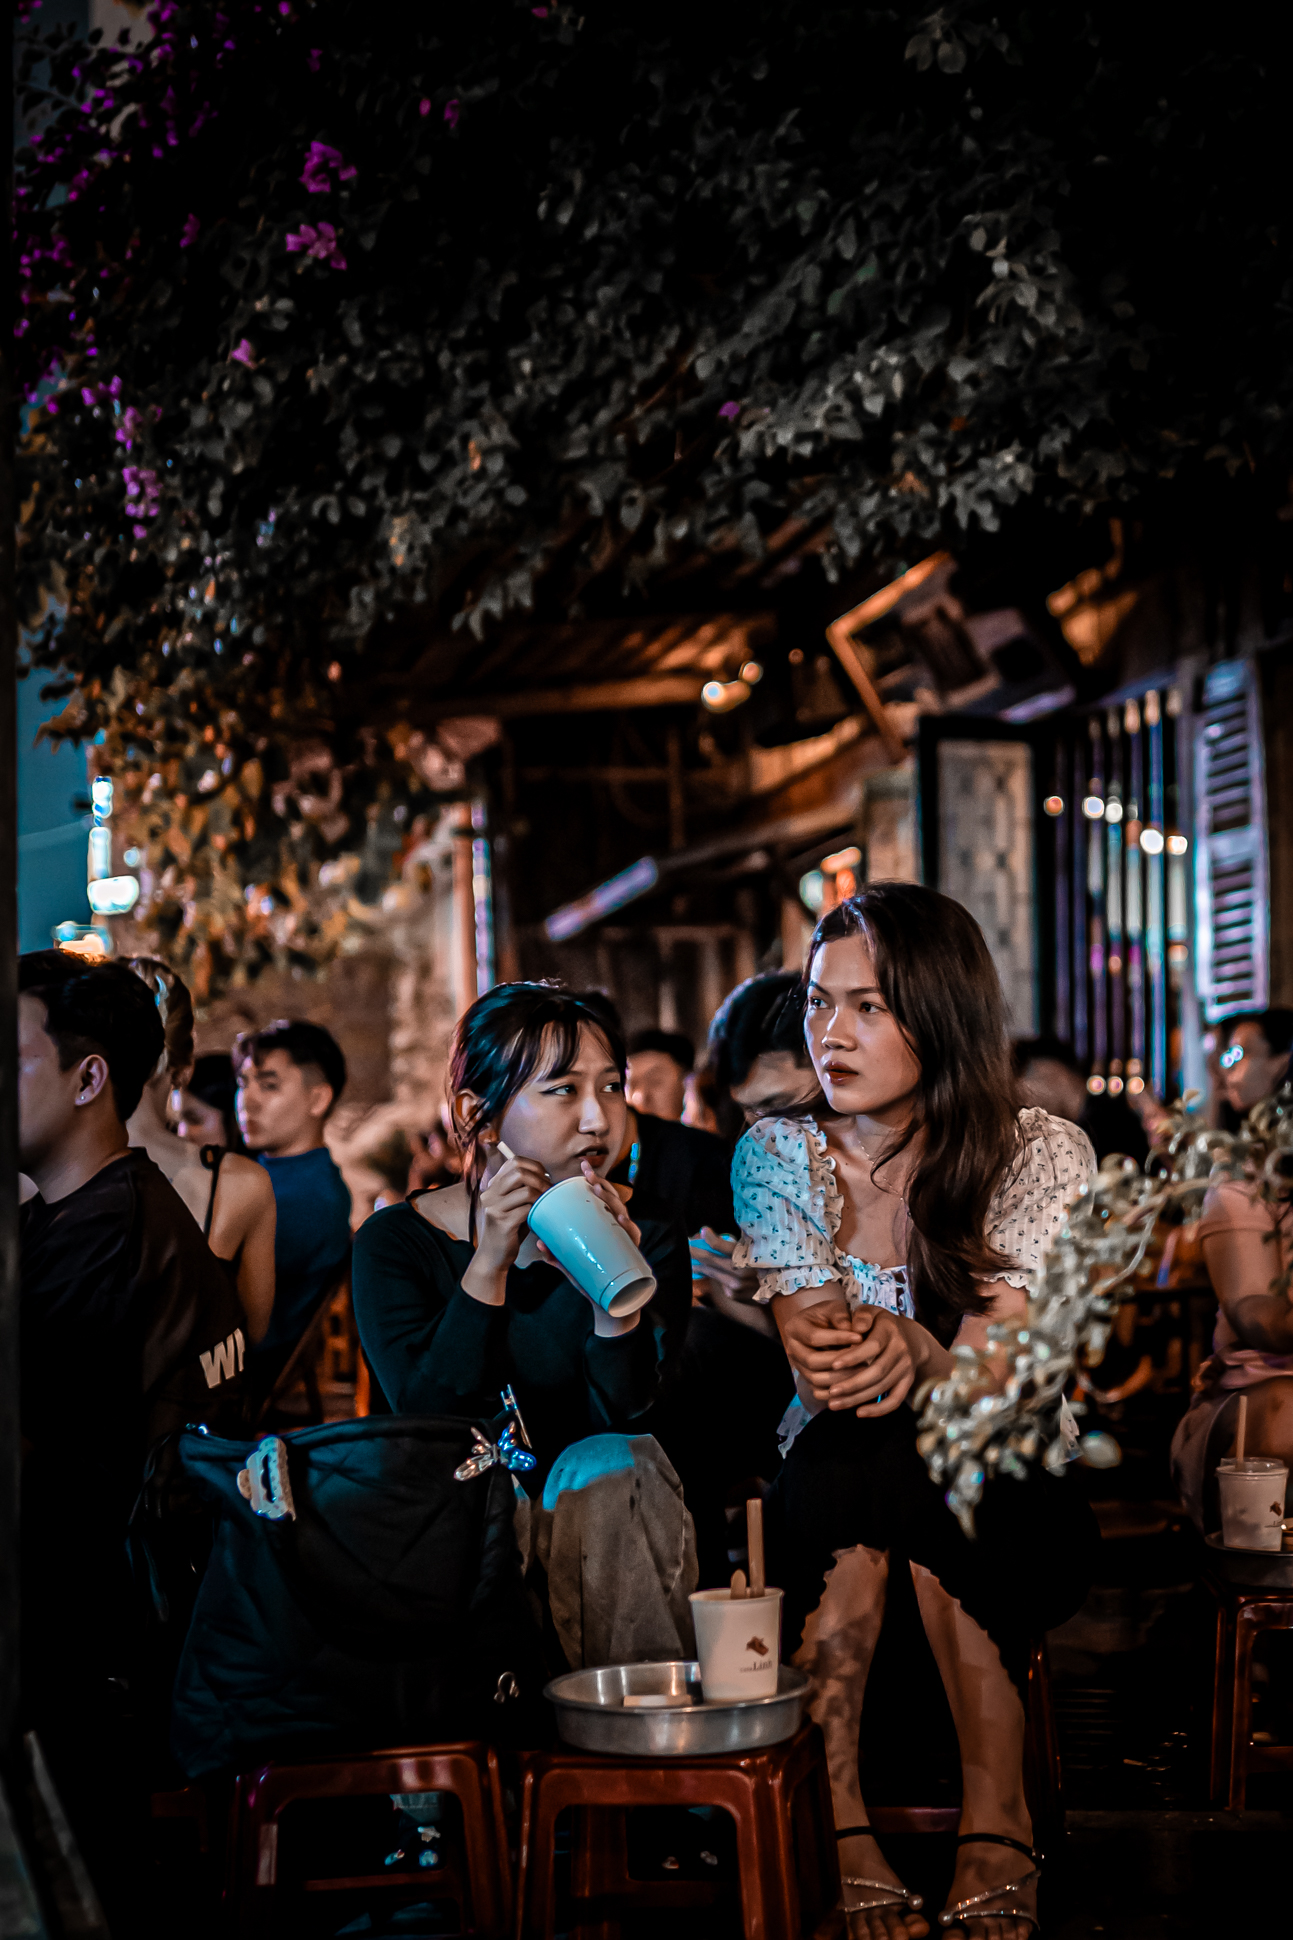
18 950 246 1929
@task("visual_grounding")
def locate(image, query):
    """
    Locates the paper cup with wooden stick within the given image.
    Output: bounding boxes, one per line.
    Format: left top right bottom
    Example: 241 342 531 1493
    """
1218 1394 1289 1551
689 1496 782 1700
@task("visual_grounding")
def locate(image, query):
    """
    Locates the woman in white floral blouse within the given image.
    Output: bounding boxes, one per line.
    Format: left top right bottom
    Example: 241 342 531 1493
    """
734 885 1097 1940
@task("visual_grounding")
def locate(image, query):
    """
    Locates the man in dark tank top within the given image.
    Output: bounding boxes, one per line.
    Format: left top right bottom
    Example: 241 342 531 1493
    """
17 951 246 1926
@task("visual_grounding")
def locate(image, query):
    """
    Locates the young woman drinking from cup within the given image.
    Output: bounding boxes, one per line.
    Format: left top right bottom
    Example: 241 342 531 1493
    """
734 885 1099 1940
353 981 696 1671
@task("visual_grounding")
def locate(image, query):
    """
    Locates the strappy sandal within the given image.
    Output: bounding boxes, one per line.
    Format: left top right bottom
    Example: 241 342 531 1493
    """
836 1825 925 1926
938 1833 1040 1933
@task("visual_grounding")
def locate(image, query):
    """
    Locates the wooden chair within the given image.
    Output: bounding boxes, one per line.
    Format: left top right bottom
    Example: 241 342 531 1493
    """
226 1739 511 1938
515 1721 837 1940
252 1265 350 1429
1207 1578 1293 1809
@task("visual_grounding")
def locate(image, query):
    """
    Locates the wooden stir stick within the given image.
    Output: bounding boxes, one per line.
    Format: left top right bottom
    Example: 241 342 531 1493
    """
1235 1392 1248 1466
728 1569 748 1599
747 1496 766 1598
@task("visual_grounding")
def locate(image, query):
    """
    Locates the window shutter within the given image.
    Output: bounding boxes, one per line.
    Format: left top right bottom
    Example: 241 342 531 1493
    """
1193 659 1269 1022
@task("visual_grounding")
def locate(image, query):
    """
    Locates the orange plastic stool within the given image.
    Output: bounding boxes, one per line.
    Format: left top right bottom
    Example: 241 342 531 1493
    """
228 1740 511 1937
515 1721 838 1940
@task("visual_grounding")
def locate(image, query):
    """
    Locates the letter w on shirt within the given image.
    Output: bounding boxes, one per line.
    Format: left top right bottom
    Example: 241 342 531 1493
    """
200 1327 246 1389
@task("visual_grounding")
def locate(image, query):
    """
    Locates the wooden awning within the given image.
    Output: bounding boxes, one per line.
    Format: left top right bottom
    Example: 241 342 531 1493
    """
381 611 777 719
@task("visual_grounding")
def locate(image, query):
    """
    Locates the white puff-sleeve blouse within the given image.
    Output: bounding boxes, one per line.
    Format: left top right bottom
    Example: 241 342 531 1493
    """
730 1107 1096 1321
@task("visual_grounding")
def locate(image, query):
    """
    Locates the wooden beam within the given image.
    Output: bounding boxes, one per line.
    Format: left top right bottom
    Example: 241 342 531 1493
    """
666 726 686 852
412 675 706 721
824 553 950 765
448 803 477 1018
824 616 908 764
543 790 875 939
520 767 672 784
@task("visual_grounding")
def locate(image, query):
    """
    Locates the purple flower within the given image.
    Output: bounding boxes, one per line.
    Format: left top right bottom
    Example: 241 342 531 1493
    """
532 5 549 14
123 465 161 519
444 98 461 129
180 212 200 246
115 406 145 448
230 338 255 365
301 140 356 193
419 97 431 116
718 400 741 421
307 47 321 71
285 222 346 270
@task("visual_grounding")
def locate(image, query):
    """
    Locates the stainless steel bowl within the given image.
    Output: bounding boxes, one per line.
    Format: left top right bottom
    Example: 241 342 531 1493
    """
544 1660 811 1757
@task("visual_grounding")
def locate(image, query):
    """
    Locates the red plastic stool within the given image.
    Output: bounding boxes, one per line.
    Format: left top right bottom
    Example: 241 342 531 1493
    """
227 1740 511 1937
516 1721 838 1940
1208 1579 1293 1808
151 1783 210 1853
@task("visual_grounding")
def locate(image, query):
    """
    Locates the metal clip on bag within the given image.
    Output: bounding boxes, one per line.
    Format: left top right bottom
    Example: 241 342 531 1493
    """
171 1412 545 1778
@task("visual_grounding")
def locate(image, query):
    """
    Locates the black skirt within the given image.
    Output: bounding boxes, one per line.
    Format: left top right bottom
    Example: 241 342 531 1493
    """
765 1404 1099 1695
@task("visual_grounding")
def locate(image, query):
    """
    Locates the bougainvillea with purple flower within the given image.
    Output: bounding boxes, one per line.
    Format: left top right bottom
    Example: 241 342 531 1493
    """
285 222 347 269
13 0 1293 992
299 140 357 193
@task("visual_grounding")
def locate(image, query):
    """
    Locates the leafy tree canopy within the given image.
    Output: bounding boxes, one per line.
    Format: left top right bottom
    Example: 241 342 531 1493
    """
15 0 1291 990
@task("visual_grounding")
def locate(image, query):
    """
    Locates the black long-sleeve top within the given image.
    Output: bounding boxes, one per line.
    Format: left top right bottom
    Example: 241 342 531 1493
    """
352 1199 691 1489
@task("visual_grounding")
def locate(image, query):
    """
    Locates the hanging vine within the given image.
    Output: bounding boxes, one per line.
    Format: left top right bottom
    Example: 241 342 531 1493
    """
16 0 1292 988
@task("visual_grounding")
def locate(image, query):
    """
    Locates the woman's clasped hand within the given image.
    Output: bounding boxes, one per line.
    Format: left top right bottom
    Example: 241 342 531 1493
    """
778 1296 923 1414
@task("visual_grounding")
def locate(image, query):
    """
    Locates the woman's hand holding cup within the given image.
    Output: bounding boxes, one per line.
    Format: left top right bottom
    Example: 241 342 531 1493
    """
581 1158 643 1248
462 1151 549 1304
533 1160 645 1336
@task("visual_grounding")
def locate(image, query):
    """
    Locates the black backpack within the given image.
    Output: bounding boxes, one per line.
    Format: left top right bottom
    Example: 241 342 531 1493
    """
170 1412 547 1777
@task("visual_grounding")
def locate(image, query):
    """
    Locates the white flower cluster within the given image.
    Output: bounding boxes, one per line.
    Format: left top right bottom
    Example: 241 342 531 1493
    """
916 1085 1293 1536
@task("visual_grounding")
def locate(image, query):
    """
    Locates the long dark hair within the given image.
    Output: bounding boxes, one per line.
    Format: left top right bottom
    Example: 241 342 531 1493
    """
806 884 1022 1343
447 981 627 1218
